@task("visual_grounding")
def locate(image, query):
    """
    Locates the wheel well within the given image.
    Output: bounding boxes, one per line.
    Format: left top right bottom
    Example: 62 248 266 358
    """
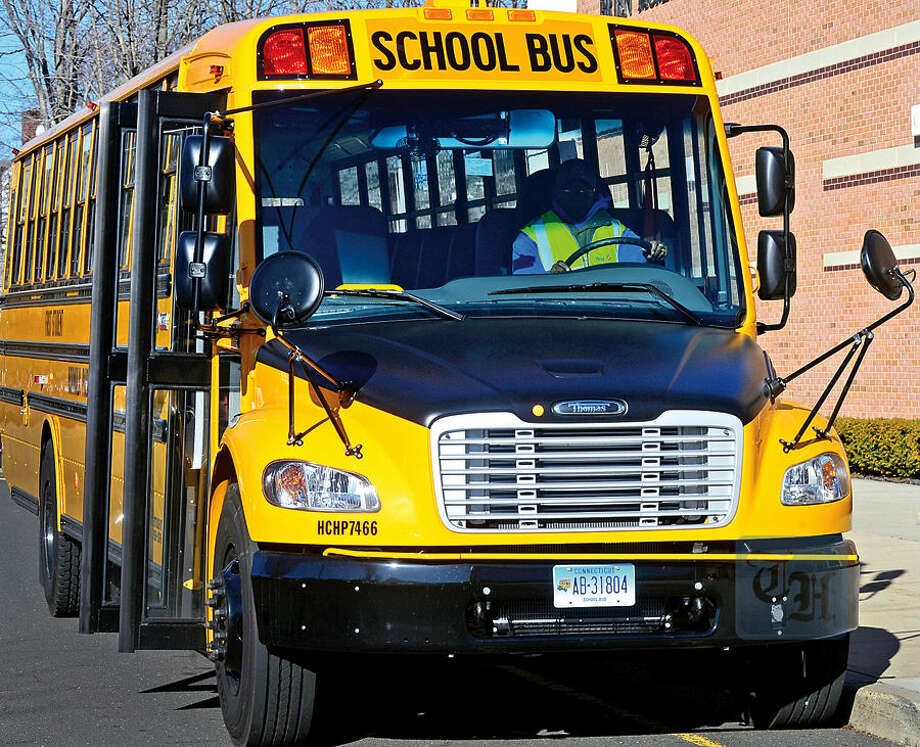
41 421 54 459
212 447 238 494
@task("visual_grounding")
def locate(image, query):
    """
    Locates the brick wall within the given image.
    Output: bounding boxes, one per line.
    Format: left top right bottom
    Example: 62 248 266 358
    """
579 0 920 418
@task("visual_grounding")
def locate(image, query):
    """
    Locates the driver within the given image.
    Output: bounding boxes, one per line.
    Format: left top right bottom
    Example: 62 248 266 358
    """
511 158 668 274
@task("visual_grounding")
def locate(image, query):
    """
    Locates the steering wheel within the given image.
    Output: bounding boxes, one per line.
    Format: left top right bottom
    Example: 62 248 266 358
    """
562 236 653 270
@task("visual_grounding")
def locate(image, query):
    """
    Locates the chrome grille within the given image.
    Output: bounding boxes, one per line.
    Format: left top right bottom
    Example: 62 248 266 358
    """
432 412 742 532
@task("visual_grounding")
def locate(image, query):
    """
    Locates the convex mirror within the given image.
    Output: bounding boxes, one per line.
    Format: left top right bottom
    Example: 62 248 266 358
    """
756 146 795 217
180 134 235 214
250 252 325 329
861 229 903 301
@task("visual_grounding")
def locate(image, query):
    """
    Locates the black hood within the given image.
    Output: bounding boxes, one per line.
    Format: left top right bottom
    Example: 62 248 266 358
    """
258 318 769 427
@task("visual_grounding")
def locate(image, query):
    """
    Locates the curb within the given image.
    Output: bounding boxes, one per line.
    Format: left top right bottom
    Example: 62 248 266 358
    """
848 681 920 746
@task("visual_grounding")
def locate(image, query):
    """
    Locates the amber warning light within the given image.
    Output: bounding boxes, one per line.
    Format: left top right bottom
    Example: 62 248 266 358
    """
261 22 354 79
612 28 698 84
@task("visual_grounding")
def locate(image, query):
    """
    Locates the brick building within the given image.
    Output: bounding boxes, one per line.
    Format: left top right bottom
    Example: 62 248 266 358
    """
579 0 920 419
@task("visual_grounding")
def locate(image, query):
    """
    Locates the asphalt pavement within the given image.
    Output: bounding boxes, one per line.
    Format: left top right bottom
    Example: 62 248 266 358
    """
0 474 903 746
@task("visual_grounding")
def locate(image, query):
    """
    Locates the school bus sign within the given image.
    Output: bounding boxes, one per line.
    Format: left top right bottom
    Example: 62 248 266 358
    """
367 23 602 80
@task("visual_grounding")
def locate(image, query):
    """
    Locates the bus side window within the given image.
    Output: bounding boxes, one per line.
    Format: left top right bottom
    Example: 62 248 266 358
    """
83 122 99 275
71 124 92 277
47 138 62 280
23 150 41 284
366 161 382 212
118 131 136 270
58 132 76 278
36 145 55 283
12 157 32 287
596 119 629 207
156 132 180 265
5 163 19 289
435 150 457 226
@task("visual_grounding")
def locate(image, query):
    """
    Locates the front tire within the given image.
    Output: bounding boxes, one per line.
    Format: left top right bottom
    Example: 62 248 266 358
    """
211 485 318 746
748 634 849 729
39 445 80 617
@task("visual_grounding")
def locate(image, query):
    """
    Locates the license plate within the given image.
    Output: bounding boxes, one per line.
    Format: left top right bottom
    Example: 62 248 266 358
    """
552 564 636 608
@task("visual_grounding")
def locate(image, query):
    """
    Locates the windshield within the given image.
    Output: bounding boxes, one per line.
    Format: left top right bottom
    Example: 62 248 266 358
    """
254 90 745 327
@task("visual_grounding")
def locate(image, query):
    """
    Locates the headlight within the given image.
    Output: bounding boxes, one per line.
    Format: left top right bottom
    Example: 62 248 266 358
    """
263 461 380 512
781 452 849 506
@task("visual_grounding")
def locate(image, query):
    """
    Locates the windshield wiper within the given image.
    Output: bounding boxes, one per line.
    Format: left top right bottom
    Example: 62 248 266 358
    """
489 282 704 326
325 288 464 321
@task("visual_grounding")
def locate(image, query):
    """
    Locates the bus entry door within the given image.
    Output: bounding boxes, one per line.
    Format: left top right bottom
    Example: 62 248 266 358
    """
118 89 221 652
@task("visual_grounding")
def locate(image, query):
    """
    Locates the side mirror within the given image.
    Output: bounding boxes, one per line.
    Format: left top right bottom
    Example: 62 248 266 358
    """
757 230 796 301
175 231 230 311
249 252 325 329
755 146 795 217
180 134 235 214
861 229 903 301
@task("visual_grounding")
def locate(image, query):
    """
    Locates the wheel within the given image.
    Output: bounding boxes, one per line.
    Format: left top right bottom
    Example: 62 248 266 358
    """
748 634 849 729
210 484 318 746
39 445 80 616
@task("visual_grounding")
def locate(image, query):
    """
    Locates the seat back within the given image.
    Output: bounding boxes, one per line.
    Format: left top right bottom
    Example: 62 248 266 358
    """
608 206 680 270
263 205 389 288
474 209 519 276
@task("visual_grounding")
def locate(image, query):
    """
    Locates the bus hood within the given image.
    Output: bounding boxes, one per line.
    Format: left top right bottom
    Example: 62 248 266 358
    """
257 318 769 427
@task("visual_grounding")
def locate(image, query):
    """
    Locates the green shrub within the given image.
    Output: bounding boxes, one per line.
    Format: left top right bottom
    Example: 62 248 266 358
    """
834 417 920 479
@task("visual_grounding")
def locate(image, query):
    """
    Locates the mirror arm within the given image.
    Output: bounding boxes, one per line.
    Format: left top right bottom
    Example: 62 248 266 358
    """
269 293 362 458
771 267 914 451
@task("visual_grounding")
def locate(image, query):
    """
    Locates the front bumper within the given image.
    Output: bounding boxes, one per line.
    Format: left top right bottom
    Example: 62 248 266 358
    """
251 535 858 654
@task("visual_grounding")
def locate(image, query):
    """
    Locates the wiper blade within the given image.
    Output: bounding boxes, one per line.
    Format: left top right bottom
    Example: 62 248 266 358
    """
489 282 704 326
325 288 464 321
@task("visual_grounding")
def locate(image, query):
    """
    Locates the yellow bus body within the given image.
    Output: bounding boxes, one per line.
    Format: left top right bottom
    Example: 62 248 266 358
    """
1 5 861 739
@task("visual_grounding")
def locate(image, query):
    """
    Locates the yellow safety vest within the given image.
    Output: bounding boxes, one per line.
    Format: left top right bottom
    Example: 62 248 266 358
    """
522 208 627 270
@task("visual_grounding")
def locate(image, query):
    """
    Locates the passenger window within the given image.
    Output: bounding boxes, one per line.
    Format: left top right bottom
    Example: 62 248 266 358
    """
47 140 61 279
24 152 41 284
525 148 550 175
557 119 583 161
386 155 407 233
5 170 18 289
436 150 457 225
36 145 55 283
411 157 430 229
338 166 360 206
365 161 382 212
156 131 180 265
13 157 32 286
58 133 76 277
118 130 137 268
70 126 92 276
83 125 99 274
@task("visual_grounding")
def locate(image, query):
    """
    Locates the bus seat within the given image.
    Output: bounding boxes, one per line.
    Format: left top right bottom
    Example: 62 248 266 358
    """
266 205 389 288
445 223 477 281
390 231 422 289
474 208 518 277
517 168 556 223
415 226 457 288
608 206 679 271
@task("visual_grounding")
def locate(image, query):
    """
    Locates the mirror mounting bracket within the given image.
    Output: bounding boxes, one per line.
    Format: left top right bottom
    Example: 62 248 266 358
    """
271 293 363 459
768 266 914 452
727 122 795 334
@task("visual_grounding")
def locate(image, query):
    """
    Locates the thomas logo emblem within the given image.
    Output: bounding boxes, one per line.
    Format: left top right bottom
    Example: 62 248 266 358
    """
552 400 628 416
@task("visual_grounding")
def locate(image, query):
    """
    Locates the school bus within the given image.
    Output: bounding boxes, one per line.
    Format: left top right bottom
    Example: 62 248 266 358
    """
1 1 914 743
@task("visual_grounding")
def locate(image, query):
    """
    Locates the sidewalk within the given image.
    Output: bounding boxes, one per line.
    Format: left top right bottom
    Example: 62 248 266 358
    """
845 478 920 745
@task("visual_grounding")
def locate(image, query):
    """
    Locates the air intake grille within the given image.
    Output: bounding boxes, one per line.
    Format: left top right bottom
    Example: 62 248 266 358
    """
432 412 742 533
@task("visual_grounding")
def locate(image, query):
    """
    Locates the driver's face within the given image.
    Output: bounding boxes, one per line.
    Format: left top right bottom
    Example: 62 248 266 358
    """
554 177 596 223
